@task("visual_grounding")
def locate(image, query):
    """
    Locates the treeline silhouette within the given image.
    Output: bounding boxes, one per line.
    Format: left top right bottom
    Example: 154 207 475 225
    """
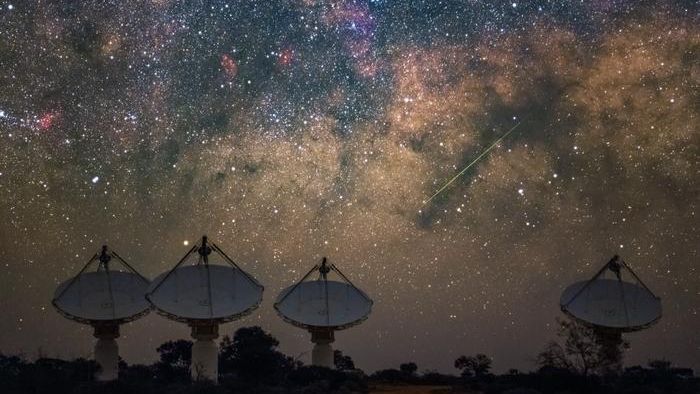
0 319 697 394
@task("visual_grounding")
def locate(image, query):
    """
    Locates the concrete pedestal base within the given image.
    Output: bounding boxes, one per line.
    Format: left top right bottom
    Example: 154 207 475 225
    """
594 328 624 373
95 338 118 381
93 324 120 381
310 328 335 368
311 342 333 368
190 323 219 382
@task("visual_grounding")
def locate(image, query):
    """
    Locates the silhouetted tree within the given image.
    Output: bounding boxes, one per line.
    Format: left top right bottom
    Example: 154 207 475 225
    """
455 353 492 378
400 362 418 376
594 329 628 374
648 359 672 371
0 354 24 382
369 368 404 382
333 350 355 371
218 326 293 384
156 339 192 368
537 318 628 376
645 359 695 379
420 370 459 385
0 348 698 394
154 339 192 383
18 357 97 394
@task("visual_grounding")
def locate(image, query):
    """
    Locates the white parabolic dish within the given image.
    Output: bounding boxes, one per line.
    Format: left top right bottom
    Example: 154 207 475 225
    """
147 264 263 323
275 280 372 330
560 278 662 331
53 271 151 324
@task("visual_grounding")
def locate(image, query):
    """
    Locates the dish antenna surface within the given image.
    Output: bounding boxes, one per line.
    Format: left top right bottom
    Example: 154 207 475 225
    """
146 236 263 382
275 257 372 368
53 245 150 381
560 255 661 369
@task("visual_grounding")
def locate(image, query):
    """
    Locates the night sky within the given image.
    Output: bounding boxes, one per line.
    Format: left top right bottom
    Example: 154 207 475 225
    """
0 0 698 373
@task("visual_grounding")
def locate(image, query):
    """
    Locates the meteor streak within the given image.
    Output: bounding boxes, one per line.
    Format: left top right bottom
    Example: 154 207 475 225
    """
424 116 528 204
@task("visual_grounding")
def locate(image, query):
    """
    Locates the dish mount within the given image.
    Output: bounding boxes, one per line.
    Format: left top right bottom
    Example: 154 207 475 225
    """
560 255 662 371
53 245 151 381
275 257 372 368
146 236 263 382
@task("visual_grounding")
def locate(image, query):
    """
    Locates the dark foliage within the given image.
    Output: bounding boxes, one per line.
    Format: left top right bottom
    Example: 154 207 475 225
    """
368 368 405 382
153 339 193 383
218 326 295 384
287 365 368 393
368 362 458 386
537 318 629 376
157 339 193 369
419 370 461 385
333 350 356 371
478 362 699 394
455 353 493 379
1 325 698 394
0 354 97 394
399 362 418 376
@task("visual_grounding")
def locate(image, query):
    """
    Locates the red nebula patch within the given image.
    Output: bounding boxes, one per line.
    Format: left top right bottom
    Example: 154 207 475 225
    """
277 48 294 67
37 111 59 130
220 54 238 78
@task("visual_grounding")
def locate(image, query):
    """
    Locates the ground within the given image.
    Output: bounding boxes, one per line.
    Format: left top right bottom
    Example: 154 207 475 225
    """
369 385 467 394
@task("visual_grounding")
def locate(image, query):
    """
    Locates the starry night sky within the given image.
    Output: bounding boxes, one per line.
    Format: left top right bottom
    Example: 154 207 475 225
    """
0 0 698 373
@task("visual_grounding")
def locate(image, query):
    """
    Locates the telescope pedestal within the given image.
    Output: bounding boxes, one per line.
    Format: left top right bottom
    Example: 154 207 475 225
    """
594 328 624 373
310 329 335 368
93 323 120 381
190 323 219 383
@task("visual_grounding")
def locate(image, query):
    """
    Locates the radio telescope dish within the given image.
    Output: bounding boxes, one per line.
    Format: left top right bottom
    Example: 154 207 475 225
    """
52 245 150 381
54 271 150 324
560 255 662 331
146 236 263 383
147 264 262 322
561 279 661 331
560 255 661 371
274 257 372 368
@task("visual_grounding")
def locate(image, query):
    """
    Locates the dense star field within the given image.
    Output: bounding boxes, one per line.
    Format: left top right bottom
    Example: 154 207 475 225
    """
0 0 698 373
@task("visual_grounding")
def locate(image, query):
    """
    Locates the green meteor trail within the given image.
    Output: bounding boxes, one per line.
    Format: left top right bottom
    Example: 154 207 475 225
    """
424 117 528 204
